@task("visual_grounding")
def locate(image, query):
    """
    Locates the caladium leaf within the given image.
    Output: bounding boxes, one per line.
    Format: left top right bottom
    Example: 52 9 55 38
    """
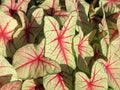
99 0 120 15
0 55 18 81
39 0 59 15
13 8 44 49
75 61 108 90
99 38 120 90
65 0 92 34
74 29 94 59
22 78 45 90
39 0 68 23
13 39 61 79
65 0 89 14
0 11 17 57
99 9 110 56
0 74 12 88
109 36 120 58
0 0 30 16
40 0 59 10
43 72 73 90
0 80 22 90
44 11 77 73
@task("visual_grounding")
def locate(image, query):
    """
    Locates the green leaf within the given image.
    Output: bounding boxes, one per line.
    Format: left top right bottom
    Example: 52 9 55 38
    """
44 11 77 73
13 8 44 49
75 60 108 90
13 39 61 79
107 17 119 41
99 0 120 15
43 72 73 90
0 74 12 88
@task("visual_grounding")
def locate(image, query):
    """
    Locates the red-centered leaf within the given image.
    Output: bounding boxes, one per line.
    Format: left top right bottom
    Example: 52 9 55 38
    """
0 21 13 45
44 12 77 73
99 44 120 90
0 0 30 16
43 72 73 90
13 8 44 49
0 55 18 81
22 79 45 90
0 74 12 88
0 81 21 90
0 11 17 57
75 61 108 90
74 30 94 59
13 39 61 79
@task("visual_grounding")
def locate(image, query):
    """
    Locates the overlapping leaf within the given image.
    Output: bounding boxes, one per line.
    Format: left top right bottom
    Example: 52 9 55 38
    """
75 61 108 90
39 0 69 24
65 0 92 34
43 72 73 90
13 8 44 49
0 0 30 16
0 80 21 90
74 29 94 59
13 39 61 79
44 12 77 73
0 11 17 57
99 37 120 90
22 79 45 90
0 74 12 88
99 9 110 56
99 0 120 15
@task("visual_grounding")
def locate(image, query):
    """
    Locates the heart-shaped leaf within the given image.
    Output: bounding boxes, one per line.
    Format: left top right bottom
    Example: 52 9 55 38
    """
44 11 77 73
74 30 94 59
13 39 61 79
99 39 120 90
75 61 108 90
